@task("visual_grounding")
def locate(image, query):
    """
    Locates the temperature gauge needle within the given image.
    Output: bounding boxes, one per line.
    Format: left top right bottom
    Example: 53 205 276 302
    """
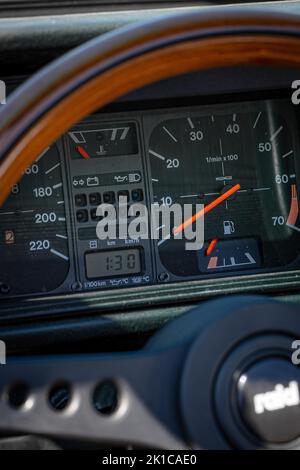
173 183 241 235
76 145 90 159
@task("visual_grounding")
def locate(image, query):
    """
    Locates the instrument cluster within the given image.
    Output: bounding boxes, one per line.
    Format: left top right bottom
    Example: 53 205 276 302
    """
1 95 300 299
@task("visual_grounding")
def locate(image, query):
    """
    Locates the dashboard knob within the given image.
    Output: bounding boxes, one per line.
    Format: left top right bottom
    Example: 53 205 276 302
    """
237 358 300 444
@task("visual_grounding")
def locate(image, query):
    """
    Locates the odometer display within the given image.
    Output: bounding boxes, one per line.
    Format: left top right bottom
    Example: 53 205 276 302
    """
148 99 300 279
0 145 70 296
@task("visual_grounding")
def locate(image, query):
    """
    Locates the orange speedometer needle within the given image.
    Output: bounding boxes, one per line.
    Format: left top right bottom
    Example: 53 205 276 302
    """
76 145 90 159
173 183 241 235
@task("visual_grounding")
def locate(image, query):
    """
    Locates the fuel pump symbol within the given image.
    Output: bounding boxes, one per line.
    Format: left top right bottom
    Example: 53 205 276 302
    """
223 220 235 235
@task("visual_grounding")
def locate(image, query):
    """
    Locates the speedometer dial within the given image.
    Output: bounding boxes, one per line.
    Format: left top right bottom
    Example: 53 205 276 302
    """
0 145 70 296
149 100 300 279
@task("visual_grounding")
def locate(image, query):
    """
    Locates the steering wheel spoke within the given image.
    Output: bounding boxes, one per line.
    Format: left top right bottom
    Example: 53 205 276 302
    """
0 346 188 449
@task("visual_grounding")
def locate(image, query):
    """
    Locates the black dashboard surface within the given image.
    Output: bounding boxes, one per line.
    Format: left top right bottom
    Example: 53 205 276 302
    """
1 2 300 74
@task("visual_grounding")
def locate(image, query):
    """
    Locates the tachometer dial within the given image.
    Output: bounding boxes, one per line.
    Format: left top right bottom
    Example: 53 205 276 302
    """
0 145 70 296
149 101 300 278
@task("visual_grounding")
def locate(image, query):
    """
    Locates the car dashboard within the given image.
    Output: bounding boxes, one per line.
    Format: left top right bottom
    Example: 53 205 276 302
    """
3 1 300 452
2 1 300 352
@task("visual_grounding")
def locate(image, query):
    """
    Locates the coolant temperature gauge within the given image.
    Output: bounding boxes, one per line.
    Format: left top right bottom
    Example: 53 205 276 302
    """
68 122 138 159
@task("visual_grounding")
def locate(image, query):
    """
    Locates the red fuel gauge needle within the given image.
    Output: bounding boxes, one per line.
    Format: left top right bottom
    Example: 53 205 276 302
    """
206 238 218 256
76 145 90 159
173 183 241 235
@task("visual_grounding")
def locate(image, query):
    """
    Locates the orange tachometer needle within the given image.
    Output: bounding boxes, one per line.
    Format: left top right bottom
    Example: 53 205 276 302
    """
173 183 241 235
76 145 90 159
206 238 218 256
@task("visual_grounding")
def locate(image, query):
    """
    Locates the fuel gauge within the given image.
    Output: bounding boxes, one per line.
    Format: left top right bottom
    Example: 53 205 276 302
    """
198 238 262 273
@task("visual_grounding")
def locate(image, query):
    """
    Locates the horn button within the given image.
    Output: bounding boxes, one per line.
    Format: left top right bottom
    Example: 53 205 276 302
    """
237 358 300 444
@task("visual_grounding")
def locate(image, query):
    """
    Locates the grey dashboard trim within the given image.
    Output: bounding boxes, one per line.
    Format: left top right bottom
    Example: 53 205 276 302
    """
1 270 300 325
0 2 299 53
0 292 299 355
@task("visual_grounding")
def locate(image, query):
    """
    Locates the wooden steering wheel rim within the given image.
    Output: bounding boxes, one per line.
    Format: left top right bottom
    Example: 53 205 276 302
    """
1 8 300 205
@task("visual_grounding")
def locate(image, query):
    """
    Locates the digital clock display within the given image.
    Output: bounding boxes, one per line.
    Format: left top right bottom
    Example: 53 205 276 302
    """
85 248 142 279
